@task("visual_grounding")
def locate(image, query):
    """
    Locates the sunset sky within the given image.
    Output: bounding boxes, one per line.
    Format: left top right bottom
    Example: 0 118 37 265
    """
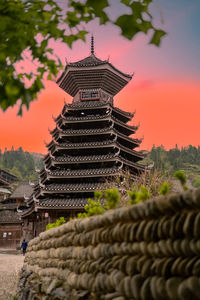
0 0 200 154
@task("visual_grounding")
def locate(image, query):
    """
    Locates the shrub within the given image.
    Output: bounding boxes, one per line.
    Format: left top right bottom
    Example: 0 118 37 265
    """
105 188 120 209
159 181 170 195
127 185 151 205
193 178 200 188
174 170 188 190
46 217 66 231
77 198 105 218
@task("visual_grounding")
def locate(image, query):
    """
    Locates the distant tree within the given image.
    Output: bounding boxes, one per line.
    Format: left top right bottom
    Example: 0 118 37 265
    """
0 148 40 180
0 0 166 115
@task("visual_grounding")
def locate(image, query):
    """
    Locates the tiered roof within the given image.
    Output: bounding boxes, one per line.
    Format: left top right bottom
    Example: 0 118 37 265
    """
21 38 150 216
57 54 132 96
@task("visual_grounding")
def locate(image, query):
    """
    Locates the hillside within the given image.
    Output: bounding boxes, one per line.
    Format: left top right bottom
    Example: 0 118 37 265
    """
0 145 199 187
0 147 43 182
146 145 200 186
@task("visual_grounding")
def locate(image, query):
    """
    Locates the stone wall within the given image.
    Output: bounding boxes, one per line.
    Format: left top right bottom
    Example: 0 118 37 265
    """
17 188 200 300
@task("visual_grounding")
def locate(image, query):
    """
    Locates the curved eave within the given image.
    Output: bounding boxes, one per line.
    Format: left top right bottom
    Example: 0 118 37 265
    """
52 122 114 137
20 205 35 218
117 142 146 160
59 128 113 137
119 156 150 171
36 198 88 209
51 123 140 149
50 152 120 165
112 107 134 122
53 138 117 150
40 183 108 193
115 129 141 148
46 166 122 179
112 115 139 133
61 112 111 123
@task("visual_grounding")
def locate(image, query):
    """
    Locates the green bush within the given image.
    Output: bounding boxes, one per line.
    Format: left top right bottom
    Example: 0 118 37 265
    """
127 185 151 205
159 181 170 195
174 170 188 190
193 178 200 188
77 198 105 218
105 188 120 209
46 217 66 231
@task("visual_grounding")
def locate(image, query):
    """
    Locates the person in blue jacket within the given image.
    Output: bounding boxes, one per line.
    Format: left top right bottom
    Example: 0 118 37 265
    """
21 239 28 256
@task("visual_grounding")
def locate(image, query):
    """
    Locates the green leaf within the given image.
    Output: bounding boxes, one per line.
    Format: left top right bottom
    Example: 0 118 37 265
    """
86 0 109 12
115 15 140 39
174 170 187 186
86 0 109 24
5 83 20 97
150 29 166 46
159 181 170 195
120 0 131 6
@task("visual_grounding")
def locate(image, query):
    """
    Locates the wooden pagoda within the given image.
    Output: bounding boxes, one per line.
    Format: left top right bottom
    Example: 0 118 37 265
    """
21 38 150 239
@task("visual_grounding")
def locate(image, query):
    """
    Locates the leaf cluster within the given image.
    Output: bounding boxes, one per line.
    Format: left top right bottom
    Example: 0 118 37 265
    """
159 181 170 195
173 170 188 190
0 0 166 114
127 185 151 205
46 216 66 231
77 189 120 218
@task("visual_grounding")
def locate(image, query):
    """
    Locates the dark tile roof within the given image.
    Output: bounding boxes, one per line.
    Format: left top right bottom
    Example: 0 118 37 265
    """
67 55 107 68
38 198 89 208
66 54 132 79
57 138 116 149
62 111 111 122
47 166 120 177
53 153 118 163
43 182 107 192
54 123 113 135
0 202 17 210
10 182 34 199
0 209 21 223
66 100 108 109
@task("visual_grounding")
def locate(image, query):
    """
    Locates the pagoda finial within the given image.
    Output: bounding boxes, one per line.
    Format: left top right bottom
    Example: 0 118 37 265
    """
91 35 94 55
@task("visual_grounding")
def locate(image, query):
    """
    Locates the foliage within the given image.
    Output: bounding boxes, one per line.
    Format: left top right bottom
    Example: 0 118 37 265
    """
159 181 170 195
78 185 151 219
149 145 200 179
133 169 168 197
0 147 43 181
174 170 187 185
104 188 120 209
46 217 66 231
77 188 120 218
192 178 200 188
174 170 188 190
77 198 105 218
0 0 166 114
127 185 151 205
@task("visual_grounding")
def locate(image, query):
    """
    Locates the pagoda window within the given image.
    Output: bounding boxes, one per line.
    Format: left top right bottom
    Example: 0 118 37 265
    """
81 90 100 100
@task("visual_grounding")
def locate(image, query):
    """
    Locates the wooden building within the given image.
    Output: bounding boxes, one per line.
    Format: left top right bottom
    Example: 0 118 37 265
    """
21 38 150 239
0 168 17 201
0 169 19 248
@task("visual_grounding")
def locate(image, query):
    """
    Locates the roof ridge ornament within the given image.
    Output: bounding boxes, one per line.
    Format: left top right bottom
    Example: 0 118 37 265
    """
91 35 94 55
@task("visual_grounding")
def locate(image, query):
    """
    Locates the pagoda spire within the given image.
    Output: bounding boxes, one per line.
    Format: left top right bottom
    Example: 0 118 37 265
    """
91 35 94 55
